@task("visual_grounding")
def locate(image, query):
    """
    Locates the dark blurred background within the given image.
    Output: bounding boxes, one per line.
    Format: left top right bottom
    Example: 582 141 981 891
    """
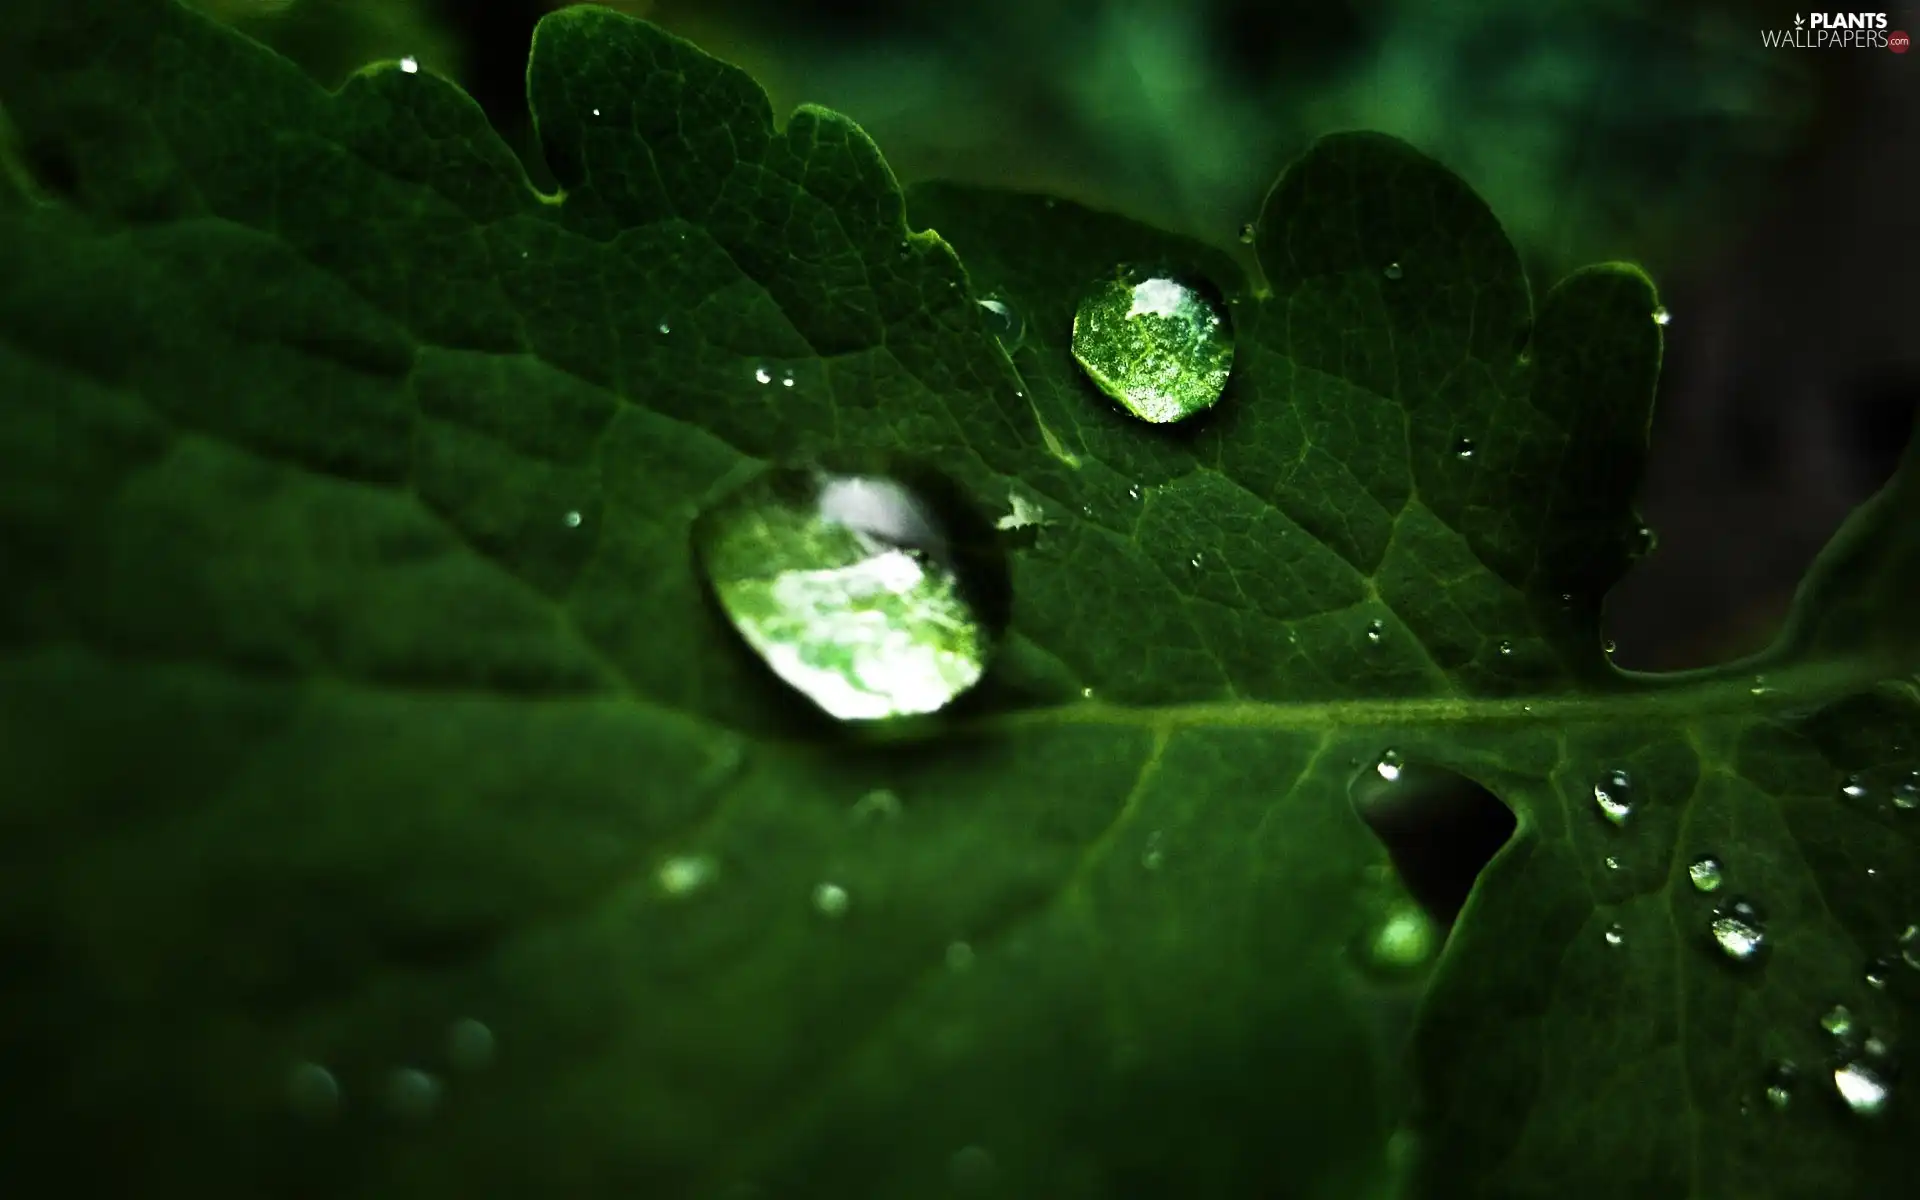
188 0 1920 671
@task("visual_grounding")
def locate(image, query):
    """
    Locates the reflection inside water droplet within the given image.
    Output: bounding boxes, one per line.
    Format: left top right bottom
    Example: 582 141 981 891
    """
1070 264 1235 424
945 941 975 972
399 56 419 74
563 510 582 528
1141 830 1165 871
1820 1004 1855 1039
1894 773 1919 810
1497 640 1514 656
1899 923 1920 969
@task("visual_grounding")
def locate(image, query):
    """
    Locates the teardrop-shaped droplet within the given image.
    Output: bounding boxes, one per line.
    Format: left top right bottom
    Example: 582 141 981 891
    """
1070 264 1235 424
1592 769 1633 826
693 463 1006 721
1367 901 1438 969
977 294 1025 353
1709 897 1767 962
1833 1060 1890 1115
1687 855 1724 893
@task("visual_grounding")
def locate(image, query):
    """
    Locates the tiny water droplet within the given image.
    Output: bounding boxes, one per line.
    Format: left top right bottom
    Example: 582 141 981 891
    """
1893 772 1919 810
1652 306 1672 326
1866 956 1893 989
1141 830 1165 871
563 510 583 528
591 107 602 118
754 367 772 384
657 854 718 896
657 320 671 334
1126 484 1142 501
1497 640 1514 656
446 1018 495 1072
1369 902 1438 968
1764 1060 1797 1110
1604 923 1625 946
1070 265 1235 424
1834 1060 1890 1115
781 371 795 388
1820 1004 1856 1040
812 882 850 917
945 940 976 972
1841 773 1868 800
1366 620 1384 644
1602 638 1617 655
1079 686 1094 700
1710 898 1767 962
850 788 903 824
1384 261 1404 281
1687 855 1724 892
1898 923 1919 969
1238 222 1256 245
1453 437 1475 459
977 295 1026 353
286 1062 341 1120
385 1068 442 1122
399 56 419 74
1604 855 1621 871
1375 750 1403 782
1592 769 1633 826
692 464 1002 721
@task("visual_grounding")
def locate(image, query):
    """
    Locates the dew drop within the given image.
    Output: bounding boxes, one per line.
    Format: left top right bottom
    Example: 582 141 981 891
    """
1384 261 1404 281
1604 855 1621 871
1652 306 1672 326
1604 923 1625 946
1709 897 1767 962
446 1018 495 1072
1453 437 1475 459
1188 552 1204 570
1366 620 1384 644
977 294 1026 353
1375 749 1403 783
1238 222 1256 245
1368 902 1438 969
1763 1060 1797 1110
1834 1060 1890 1115
1898 923 1919 969
384 1068 442 1122
1865 956 1893 989
1497 640 1514 656
1070 264 1235 424
1687 855 1724 893
754 367 772 384
1591 769 1633 826
1894 772 1919 810
286 1062 341 1120
656 854 718 897
657 320 671 335
1820 1004 1855 1039
1141 830 1165 871
692 463 1003 721
399 56 419 74
563 510 583 528
812 882 850 917
1602 638 1617 656
1841 773 1868 800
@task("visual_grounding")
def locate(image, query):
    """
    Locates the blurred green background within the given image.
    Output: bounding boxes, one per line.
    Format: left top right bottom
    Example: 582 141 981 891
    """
184 0 1920 669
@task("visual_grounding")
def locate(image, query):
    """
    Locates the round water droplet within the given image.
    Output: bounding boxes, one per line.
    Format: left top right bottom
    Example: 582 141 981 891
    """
977 295 1025 353
1834 1060 1890 1115
945 940 975 972
1687 855 1724 893
781 371 795 388
1497 640 1514 656
1652 306 1672 326
1709 898 1767 962
692 463 1004 721
1369 902 1438 969
446 1018 495 1072
657 320 671 335
1602 638 1617 655
385 1068 442 1122
1763 1060 1797 1110
563 510 583 528
1070 264 1235 424
1841 773 1869 800
1894 772 1919 810
1238 222 1256 245
657 854 718 896
1366 620 1384 644
399 56 419 74
1375 749 1403 783
1898 923 1919 969
1592 769 1633 827
1604 923 1625 946
1141 830 1165 871
286 1062 341 1121
754 367 772 385
1820 1004 1855 1039
1453 437 1475 459
1384 262 1404 281
812 882 850 917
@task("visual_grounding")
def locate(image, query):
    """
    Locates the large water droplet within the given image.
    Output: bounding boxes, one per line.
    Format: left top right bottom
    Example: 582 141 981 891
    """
1070 265 1235 424
693 463 1004 721
1592 769 1633 826
977 294 1025 353
1834 1060 1890 1115
1709 898 1767 962
1688 855 1724 892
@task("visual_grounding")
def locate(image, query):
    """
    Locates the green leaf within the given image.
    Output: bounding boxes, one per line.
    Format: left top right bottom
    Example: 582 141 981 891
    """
0 3 1915 1199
